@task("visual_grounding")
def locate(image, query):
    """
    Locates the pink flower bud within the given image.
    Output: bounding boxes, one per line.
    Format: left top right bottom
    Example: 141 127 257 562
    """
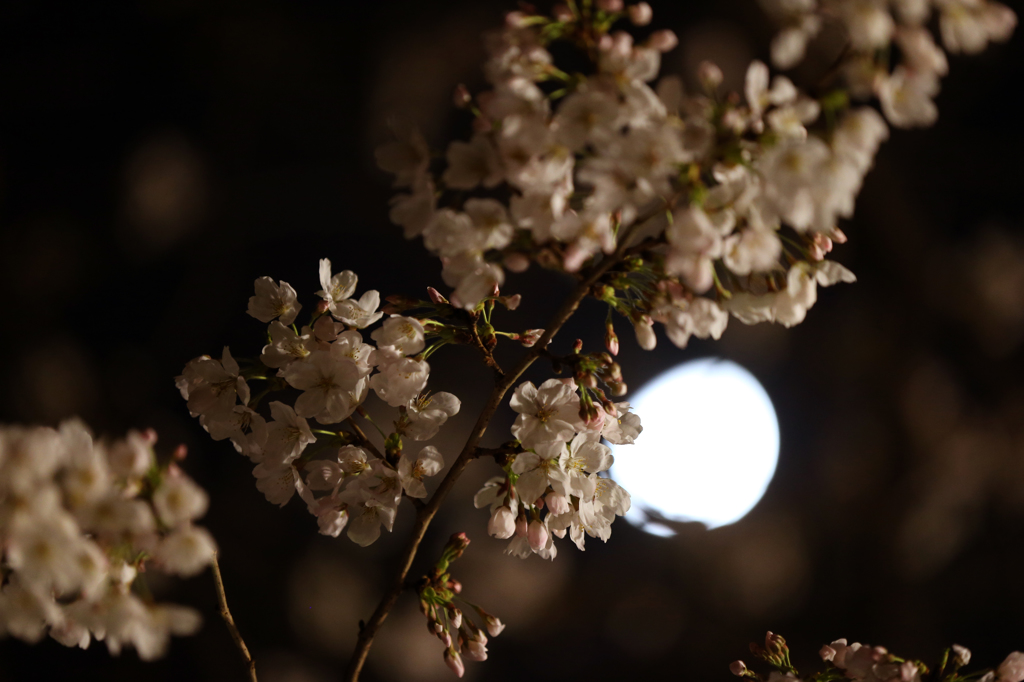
520 329 544 347
505 11 530 28
427 287 448 305
464 638 488 662
515 515 528 538
488 506 516 539
453 84 472 109
831 227 848 244
552 3 574 21
952 644 971 667
597 0 624 11
628 2 653 25
605 324 620 356
899 661 918 682
173 444 188 460
998 652 1024 682
698 60 724 90
447 607 463 630
447 579 462 594
474 608 505 637
820 645 837 662
501 294 522 310
730 661 748 676
545 492 571 515
527 519 548 550
316 299 331 314
444 648 465 678
648 29 678 52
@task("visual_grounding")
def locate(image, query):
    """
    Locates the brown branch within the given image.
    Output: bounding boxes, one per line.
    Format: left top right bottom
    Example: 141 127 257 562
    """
211 552 257 682
343 214 659 682
345 417 385 461
468 318 504 376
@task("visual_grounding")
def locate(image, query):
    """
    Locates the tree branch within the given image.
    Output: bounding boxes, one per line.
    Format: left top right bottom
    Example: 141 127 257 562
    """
211 553 257 682
343 216 654 682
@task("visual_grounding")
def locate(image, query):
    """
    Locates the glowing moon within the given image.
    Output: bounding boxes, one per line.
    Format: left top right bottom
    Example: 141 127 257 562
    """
611 358 779 534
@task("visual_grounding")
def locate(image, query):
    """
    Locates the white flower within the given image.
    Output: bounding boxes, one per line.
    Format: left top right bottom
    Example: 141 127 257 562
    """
284 350 364 424
389 177 436 239
263 401 316 467
176 348 250 417
260 321 315 369
106 429 156 480
601 402 643 445
832 107 889 173
442 134 504 190
339 487 396 547
371 315 425 356
558 432 614 497
155 525 216 577
839 0 895 50
337 445 371 476
375 120 429 187
774 262 818 327
253 462 298 506
553 210 616 272
511 446 568 506
665 207 722 292
405 392 461 441
152 472 209 528
939 1 1017 54
758 138 831 231
723 228 782 275
369 357 430 407
510 379 581 448
247 276 301 326
397 446 444 498
201 405 267 462
6 518 82 593
359 460 404 508
877 66 939 128
553 89 619 152
997 651 1024 682
442 252 505 311
0 578 63 643
318 259 383 328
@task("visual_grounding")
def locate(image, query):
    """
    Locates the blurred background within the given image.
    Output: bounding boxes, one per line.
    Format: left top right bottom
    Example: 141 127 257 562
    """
1 0 1023 680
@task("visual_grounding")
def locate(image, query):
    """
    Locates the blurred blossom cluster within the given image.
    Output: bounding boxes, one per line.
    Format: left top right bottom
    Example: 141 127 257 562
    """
0 421 214 659
732 632 1024 682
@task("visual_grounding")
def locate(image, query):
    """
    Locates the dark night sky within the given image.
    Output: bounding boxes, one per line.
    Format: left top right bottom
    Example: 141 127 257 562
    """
1 1 1024 681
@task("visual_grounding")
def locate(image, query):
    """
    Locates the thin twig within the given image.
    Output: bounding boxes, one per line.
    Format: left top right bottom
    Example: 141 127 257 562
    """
211 553 257 682
343 209 663 682
345 418 385 460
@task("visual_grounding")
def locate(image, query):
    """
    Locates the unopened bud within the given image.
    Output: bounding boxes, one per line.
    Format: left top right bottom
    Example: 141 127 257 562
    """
634 317 656 350
605 324 620 356
490 283 500 298
573 338 583 353
488 506 516 539
499 294 522 310
463 637 488 662
730 660 748 677
515 515 528 537
444 532 471 559
698 60 724 90
546 492 571 515
447 579 462 594
447 606 463 630
477 609 505 637
520 329 544 347
831 227 848 244
453 84 472 109
505 11 530 28
820 645 837 662
172 443 188 460
952 644 971 667
552 3 573 21
608 380 628 397
427 287 449 305
628 2 653 25
527 519 548 550
597 0 624 11
445 647 466 678
648 29 678 52
316 299 331 314
141 428 158 446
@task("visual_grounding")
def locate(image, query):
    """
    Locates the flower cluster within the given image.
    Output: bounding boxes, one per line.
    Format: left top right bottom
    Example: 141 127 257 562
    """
761 0 1016 127
178 260 462 547
730 632 1024 682
0 421 214 660
377 0 1012 358
474 377 638 560
415 533 505 678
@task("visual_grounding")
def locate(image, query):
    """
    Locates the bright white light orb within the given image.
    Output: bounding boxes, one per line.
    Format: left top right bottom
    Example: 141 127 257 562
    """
611 358 779 534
